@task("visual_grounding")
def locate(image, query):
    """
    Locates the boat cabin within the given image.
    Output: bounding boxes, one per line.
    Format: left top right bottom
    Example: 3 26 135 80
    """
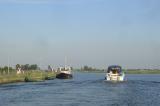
56 66 72 79
57 67 71 71
107 65 122 74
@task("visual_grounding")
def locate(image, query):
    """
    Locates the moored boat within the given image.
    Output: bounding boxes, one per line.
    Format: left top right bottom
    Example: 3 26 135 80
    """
56 66 73 79
105 65 125 81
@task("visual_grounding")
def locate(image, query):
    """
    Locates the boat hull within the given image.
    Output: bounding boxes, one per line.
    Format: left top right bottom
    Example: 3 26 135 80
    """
105 73 125 81
56 73 73 79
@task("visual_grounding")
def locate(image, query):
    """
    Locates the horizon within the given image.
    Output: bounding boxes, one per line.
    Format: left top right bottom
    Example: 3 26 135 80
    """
0 0 160 69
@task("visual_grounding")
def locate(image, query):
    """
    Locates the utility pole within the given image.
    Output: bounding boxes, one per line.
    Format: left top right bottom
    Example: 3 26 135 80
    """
7 56 9 74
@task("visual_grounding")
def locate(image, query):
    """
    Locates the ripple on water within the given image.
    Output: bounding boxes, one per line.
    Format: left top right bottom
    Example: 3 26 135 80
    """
0 73 160 106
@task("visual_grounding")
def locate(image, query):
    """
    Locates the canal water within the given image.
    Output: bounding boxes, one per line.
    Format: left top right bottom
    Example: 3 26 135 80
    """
0 72 160 106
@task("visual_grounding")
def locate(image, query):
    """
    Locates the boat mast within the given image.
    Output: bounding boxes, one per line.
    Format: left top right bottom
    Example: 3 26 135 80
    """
65 56 67 68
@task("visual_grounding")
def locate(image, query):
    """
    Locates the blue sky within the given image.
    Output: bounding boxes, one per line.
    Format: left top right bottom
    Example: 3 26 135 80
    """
0 0 160 69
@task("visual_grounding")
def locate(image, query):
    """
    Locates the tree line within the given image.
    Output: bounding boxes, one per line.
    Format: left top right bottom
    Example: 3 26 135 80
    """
0 66 15 74
81 65 104 71
16 64 39 71
0 64 39 74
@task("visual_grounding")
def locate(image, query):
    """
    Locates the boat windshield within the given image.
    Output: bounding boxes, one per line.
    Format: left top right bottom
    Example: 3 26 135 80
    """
107 66 122 73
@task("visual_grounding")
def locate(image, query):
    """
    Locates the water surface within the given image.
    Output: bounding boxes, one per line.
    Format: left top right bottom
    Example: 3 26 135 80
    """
0 72 160 106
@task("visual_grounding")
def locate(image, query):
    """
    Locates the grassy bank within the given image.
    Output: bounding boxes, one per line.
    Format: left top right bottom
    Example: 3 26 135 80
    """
75 69 160 74
124 69 160 74
0 70 56 84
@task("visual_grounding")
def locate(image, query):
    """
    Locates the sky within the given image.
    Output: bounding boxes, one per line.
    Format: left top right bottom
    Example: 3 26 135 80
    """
0 0 160 69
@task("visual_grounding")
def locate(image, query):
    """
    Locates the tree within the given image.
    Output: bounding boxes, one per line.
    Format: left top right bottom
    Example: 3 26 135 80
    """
4 66 8 71
71 67 73 70
82 65 96 71
30 64 38 70
84 65 89 70
24 64 29 70
16 64 21 70
48 65 52 71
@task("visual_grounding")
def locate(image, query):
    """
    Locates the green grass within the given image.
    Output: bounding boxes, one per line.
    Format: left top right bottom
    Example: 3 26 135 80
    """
0 70 56 84
124 69 160 74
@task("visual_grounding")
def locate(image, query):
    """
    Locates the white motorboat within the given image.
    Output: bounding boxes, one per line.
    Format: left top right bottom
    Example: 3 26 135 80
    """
105 65 125 81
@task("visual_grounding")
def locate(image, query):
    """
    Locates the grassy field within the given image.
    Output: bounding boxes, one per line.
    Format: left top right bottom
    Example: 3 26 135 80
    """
0 70 56 84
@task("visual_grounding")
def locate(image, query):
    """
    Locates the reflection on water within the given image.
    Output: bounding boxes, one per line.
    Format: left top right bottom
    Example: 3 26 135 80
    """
0 72 160 106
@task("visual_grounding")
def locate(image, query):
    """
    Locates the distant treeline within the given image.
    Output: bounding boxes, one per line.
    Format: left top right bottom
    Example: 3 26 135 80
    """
77 66 160 74
124 69 160 74
80 65 105 72
0 66 15 74
15 64 39 71
126 69 160 71
0 64 39 74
